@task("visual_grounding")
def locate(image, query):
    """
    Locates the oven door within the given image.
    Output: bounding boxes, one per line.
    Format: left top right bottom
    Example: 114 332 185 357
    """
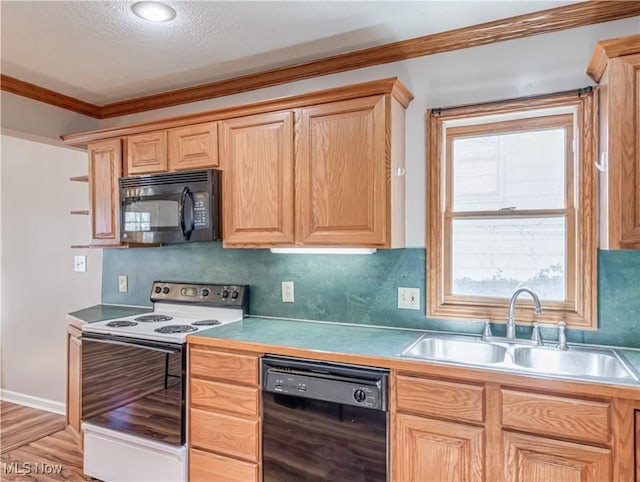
81 332 186 445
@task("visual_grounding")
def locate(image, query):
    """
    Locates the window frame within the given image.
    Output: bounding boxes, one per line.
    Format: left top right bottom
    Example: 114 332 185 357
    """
426 92 597 329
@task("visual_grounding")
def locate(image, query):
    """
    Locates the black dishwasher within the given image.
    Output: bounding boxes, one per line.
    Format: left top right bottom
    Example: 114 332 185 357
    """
261 355 389 482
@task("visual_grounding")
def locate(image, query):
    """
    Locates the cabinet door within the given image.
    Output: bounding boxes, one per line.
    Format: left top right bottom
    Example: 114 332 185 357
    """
393 413 484 482
606 53 640 249
220 111 294 246
88 139 122 245
66 325 82 443
125 131 168 175
168 122 219 171
504 431 611 482
296 95 387 246
635 410 640 482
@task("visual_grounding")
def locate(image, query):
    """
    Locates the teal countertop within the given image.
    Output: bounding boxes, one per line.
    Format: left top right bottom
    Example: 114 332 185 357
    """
191 316 640 388
67 304 151 323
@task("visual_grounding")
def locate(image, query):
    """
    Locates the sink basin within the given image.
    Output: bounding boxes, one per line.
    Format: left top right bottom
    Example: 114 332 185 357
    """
402 336 507 364
512 346 638 380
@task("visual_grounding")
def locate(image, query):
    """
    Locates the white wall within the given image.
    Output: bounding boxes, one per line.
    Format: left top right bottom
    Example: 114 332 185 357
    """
0 135 101 404
99 17 640 247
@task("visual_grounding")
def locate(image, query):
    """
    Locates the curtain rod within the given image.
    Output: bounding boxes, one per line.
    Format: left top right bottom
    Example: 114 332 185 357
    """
431 86 593 116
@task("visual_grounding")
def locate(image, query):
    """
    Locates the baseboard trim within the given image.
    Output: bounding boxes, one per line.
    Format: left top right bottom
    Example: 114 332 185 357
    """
0 389 65 415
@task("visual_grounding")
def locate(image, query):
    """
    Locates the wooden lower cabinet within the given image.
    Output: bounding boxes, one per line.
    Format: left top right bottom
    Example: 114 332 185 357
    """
393 413 484 482
66 324 82 443
188 346 261 482
189 448 258 482
636 410 640 482
503 431 611 482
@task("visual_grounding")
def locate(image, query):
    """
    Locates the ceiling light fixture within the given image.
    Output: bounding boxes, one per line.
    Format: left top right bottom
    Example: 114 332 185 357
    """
131 1 176 22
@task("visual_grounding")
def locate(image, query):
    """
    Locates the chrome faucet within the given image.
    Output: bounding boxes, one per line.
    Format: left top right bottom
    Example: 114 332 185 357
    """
507 288 543 340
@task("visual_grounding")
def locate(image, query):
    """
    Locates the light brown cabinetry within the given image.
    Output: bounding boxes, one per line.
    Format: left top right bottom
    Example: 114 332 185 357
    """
391 371 629 482
127 123 219 176
125 131 168 175
588 35 640 249
392 374 485 481
189 346 261 482
635 410 640 482
66 324 82 443
88 138 122 245
168 122 219 171
297 95 405 247
63 78 412 249
220 111 294 246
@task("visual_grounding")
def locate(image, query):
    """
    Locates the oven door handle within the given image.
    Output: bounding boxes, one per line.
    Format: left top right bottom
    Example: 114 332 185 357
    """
79 336 181 354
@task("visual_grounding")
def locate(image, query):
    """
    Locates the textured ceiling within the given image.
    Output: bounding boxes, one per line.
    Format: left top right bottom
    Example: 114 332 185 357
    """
1 1 576 104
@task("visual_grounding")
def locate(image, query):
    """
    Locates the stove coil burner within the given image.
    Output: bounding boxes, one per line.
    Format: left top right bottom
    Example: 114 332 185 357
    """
106 320 138 328
135 314 173 322
191 320 221 326
154 325 198 334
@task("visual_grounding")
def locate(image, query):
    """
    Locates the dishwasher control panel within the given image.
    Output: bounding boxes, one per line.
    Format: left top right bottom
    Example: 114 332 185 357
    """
261 356 388 411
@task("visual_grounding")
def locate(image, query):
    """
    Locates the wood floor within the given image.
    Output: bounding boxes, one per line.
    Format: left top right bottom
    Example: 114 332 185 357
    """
1 401 93 481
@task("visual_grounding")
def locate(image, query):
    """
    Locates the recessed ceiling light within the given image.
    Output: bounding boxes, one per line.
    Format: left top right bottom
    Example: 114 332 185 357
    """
131 1 176 22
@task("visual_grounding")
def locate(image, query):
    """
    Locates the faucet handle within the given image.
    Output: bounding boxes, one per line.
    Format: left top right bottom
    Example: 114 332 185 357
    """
557 321 568 350
530 323 543 346
481 320 493 341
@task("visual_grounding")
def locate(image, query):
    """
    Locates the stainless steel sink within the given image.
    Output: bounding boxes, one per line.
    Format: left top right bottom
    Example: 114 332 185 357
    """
511 346 637 380
401 335 507 364
399 333 640 384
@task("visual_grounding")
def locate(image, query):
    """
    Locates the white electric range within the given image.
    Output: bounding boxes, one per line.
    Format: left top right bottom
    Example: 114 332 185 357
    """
81 281 249 482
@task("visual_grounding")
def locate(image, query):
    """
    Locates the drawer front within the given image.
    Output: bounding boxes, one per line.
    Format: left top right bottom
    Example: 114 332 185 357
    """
501 389 610 444
396 375 484 424
190 408 259 462
190 378 259 418
190 347 259 386
189 448 258 482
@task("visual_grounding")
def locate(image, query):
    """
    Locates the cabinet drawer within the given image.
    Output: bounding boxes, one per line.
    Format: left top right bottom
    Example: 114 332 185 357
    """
190 378 259 418
396 375 484 424
190 348 259 386
190 408 259 462
189 448 258 482
501 389 610 444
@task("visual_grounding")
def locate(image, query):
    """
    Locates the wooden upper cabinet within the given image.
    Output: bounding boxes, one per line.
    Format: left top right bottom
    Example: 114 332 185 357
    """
588 35 640 249
168 122 219 171
125 131 168 175
88 139 122 245
220 111 294 246
296 95 405 247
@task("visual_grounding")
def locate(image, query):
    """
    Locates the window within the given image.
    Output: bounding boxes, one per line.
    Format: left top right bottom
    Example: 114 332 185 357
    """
427 92 597 329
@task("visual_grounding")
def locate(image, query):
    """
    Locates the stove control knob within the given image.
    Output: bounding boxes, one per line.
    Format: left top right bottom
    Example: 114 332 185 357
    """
154 286 162 294
162 287 170 294
201 288 210 297
353 389 367 403
221 289 230 299
231 290 239 299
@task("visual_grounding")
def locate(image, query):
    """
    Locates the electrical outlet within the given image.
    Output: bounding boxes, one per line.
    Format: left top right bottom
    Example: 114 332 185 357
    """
119 275 128 293
398 287 420 310
281 281 294 303
74 255 86 272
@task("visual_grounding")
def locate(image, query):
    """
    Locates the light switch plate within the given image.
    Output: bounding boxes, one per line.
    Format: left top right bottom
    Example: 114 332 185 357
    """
74 255 86 272
398 287 420 310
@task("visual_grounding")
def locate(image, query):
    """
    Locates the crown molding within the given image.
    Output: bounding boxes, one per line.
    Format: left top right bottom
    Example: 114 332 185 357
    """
586 33 640 82
0 74 100 117
3 1 640 119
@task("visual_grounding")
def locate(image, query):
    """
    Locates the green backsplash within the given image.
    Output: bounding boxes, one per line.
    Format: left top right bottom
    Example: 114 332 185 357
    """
102 243 640 348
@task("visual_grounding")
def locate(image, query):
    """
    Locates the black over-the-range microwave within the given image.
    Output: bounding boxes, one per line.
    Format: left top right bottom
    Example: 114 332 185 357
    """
118 169 221 244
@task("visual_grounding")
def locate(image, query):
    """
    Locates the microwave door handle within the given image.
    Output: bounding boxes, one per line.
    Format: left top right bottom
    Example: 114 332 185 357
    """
179 187 195 240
